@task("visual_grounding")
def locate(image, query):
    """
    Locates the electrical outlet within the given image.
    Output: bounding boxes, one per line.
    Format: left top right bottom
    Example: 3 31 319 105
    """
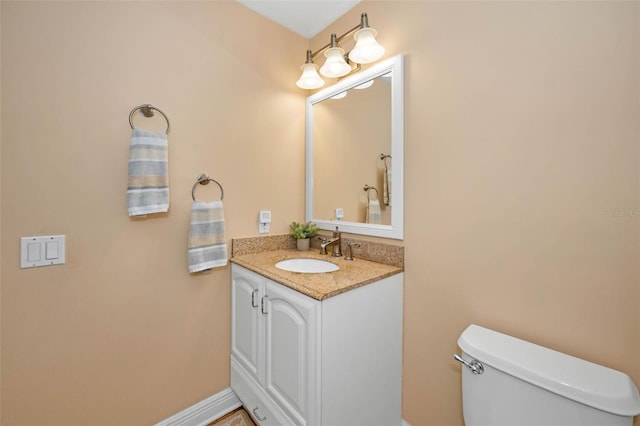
259 210 271 234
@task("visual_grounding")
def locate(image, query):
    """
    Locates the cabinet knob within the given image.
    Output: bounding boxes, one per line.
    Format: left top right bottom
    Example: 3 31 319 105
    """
251 288 259 308
252 406 267 421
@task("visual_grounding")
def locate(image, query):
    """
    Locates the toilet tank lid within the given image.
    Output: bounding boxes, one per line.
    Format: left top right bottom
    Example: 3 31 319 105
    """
458 324 640 416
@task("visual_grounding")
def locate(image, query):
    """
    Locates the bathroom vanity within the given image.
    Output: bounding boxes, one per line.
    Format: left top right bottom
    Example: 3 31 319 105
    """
229 52 407 425
230 243 403 426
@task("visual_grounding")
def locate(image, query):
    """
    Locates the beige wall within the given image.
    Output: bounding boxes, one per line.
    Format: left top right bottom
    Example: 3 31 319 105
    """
1 1 307 424
354 1 639 424
316 1 640 425
2 1 639 425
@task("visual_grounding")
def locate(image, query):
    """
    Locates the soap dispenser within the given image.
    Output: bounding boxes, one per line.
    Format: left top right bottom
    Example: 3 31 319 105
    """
332 226 342 257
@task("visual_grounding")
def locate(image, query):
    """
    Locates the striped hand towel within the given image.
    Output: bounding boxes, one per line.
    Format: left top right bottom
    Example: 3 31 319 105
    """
366 199 382 224
383 164 391 206
127 128 169 216
188 200 227 273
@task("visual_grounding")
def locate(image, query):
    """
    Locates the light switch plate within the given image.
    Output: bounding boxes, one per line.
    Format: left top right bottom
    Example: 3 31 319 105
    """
20 235 66 269
259 210 272 223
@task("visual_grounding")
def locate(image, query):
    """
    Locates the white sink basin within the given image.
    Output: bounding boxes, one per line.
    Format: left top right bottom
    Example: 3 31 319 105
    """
275 258 340 274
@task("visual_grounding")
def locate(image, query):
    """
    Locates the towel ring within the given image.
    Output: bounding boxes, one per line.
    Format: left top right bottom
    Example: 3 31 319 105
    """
129 104 171 134
363 184 379 202
380 153 391 169
192 174 224 201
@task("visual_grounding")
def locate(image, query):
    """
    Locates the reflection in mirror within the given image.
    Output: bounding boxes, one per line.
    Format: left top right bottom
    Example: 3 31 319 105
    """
306 55 404 239
314 75 391 225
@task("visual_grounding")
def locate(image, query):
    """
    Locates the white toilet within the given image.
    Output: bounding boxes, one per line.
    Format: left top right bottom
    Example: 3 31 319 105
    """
455 324 640 426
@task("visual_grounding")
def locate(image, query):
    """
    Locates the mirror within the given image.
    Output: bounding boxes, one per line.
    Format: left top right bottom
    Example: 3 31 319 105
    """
305 55 404 239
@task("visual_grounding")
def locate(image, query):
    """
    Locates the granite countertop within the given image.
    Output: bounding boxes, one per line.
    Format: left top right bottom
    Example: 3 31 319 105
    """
230 249 403 301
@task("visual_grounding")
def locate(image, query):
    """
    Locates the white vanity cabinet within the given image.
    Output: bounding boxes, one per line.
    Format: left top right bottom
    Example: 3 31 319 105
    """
230 263 403 426
231 264 319 425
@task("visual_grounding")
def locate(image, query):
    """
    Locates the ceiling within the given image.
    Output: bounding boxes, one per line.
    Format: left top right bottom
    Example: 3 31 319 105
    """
236 0 361 39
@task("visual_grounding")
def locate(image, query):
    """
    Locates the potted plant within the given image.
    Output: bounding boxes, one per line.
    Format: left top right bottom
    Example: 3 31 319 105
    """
289 221 318 251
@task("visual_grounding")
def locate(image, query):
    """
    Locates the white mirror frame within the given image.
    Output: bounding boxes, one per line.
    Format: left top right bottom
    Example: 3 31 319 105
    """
305 54 404 239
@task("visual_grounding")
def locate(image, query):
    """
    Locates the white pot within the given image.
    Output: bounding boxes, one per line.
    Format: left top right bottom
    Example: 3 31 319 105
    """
296 238 310 251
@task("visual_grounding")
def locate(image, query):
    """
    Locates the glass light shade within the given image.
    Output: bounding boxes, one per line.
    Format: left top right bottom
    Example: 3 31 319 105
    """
330 91 347 100
320 47 351 78
348 27 385 64
296 63 325 89
354 79 374 90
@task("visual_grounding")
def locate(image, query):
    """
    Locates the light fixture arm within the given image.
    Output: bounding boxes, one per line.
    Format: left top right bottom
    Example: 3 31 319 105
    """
304 49 314 64
296 12 383 89
308 13 369 60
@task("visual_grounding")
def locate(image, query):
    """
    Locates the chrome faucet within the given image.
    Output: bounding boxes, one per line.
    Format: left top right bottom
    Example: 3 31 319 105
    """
318 236 340 255
318 227 343 256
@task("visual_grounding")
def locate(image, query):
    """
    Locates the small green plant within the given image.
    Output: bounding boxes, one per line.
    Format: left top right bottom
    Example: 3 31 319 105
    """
289 221 318 239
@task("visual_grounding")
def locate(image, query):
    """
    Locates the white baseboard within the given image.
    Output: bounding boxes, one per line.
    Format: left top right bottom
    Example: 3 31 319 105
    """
155 386 410 426
155 387 242 426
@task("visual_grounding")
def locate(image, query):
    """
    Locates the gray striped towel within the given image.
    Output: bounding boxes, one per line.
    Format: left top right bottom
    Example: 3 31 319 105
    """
366 199 382 224
383 164 391 206
188 200 227 273
127 128 169 216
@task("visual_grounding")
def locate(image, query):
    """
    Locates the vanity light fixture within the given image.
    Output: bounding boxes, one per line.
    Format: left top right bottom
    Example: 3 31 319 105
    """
320 34 352 78
296 50 325 89
349 13 385 64
296 12 385 90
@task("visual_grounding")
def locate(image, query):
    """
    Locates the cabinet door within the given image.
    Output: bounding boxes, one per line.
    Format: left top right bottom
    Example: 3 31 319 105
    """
263 280 320 426
231 266 264 383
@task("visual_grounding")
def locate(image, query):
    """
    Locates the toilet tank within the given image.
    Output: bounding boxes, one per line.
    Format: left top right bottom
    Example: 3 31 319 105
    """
457 325 640 426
